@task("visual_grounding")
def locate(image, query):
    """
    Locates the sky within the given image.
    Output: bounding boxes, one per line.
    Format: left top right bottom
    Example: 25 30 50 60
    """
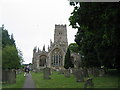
0 0 78 64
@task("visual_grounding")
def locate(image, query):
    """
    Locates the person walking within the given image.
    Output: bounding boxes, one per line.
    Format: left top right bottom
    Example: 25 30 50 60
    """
24 65 30 77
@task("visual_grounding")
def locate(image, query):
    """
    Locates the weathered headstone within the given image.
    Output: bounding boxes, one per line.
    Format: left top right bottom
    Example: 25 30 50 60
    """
74 69 84 82
99 69 105 77
84 78 94 88
8 70 16 84
43 67 51 79
2 69 8 83
64 69 70 78
2 69 16 84
70 68 73 74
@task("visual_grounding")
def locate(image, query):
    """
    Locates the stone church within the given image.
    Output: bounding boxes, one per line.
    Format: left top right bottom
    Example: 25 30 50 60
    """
32 24 81 70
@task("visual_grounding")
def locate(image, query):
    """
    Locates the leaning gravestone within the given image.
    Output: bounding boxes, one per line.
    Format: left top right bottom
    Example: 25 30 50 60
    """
74 69 84 82
43 67 51 80
64 69 70 78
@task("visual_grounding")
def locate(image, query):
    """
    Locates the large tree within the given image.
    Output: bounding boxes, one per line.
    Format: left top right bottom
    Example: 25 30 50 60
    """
2 45 21 69
1 24 23 69
69 2 120 70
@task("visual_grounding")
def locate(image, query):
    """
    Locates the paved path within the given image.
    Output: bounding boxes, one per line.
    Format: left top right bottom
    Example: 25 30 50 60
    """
23 73 36 90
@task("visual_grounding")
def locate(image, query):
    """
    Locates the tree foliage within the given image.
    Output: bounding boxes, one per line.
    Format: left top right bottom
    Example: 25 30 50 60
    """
64 48 74 69
69 2 120 69
2 45 21 69
68 43 79 53
1 24 23 69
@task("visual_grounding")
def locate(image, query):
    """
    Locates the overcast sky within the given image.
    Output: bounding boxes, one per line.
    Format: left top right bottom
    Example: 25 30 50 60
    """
0 0 77 64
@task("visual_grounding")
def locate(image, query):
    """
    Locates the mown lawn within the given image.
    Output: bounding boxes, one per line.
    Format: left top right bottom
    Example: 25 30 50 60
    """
2 72 25 88
31 70 119 88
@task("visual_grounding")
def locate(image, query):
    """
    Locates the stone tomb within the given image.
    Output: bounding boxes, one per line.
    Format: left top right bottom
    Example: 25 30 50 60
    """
43 67 51 80
74 69 84 82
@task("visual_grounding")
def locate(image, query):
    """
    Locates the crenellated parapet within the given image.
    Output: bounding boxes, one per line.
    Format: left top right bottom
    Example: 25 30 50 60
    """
55 24 66 30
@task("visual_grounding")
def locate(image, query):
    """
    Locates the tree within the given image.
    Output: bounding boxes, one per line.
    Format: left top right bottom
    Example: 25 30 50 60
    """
69 2 120 69
69 43 79 53
2 45 21 69
18 49 24 65
64 48 74 69
1 24 23 69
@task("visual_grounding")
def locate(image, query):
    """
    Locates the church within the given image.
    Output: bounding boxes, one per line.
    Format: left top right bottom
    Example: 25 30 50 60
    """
32 24 69 70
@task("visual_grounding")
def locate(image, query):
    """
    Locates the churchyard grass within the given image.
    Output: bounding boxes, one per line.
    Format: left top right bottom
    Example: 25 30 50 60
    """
31 72 84 88
2 72 25 88
31 69 119 88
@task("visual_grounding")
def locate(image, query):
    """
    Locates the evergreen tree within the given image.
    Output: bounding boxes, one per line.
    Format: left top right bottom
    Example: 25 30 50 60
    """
1 24 23 69
64 48 74 69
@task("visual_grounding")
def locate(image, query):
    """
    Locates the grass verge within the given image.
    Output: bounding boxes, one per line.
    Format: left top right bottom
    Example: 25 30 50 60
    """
2 72 25 88
31 70 119 88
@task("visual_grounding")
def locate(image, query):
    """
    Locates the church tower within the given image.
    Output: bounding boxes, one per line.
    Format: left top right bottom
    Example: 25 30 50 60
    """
54 24 68 46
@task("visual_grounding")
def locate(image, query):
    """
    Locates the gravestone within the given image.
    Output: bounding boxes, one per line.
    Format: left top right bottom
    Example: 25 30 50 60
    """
74 69 84 82
99 69 105 77
84 78 94 88
2 69 8 83
64 69 70 78
43 67 51 80
8 70 16 84
2 69 16 84
70 68 73 74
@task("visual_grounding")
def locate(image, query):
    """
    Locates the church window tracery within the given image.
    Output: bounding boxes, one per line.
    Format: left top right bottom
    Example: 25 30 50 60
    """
51 48 63 66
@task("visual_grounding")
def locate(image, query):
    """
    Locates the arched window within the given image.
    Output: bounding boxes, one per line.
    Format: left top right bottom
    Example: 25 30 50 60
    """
39 55 47 66
51 48 63 66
